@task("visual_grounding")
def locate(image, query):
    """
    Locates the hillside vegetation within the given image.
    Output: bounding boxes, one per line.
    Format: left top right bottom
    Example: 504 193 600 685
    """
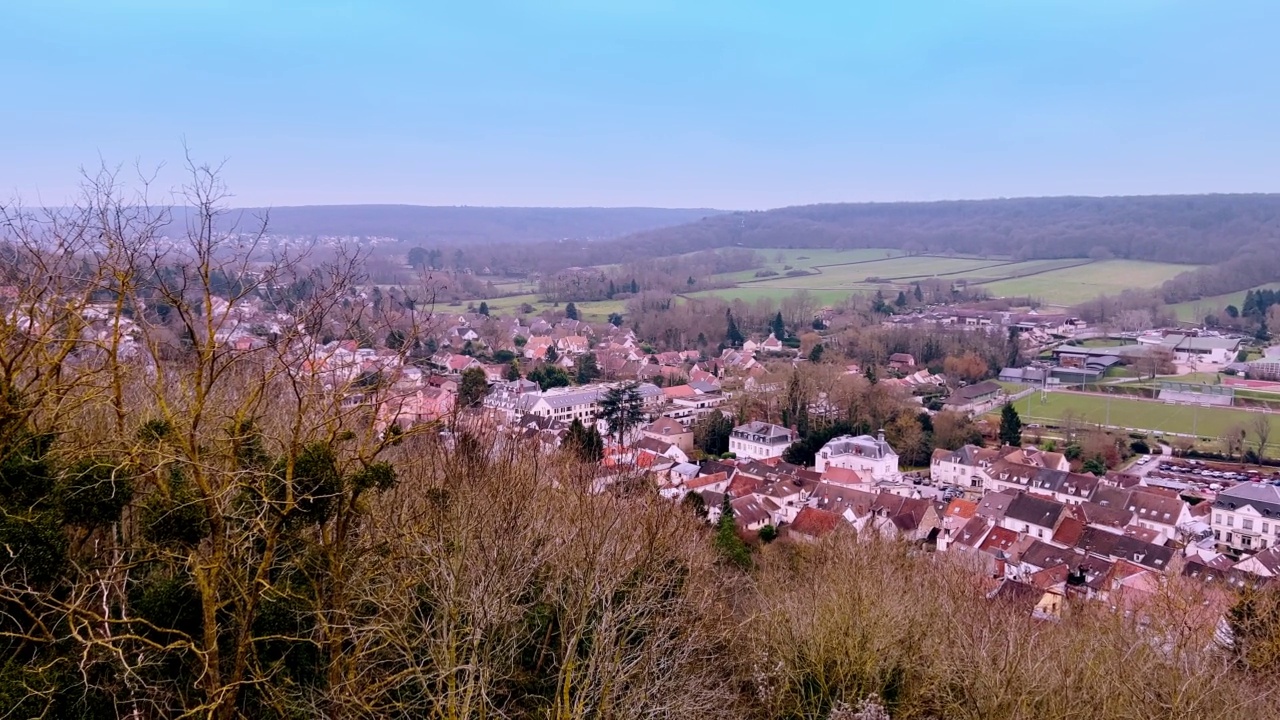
180 204 722 244
612 195 1280 265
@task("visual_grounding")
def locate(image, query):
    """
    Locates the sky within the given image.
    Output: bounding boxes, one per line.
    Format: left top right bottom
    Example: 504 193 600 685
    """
3 0 1279 209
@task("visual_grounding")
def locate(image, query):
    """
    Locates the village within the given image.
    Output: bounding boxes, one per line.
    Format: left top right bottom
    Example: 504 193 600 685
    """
148 285 1280 628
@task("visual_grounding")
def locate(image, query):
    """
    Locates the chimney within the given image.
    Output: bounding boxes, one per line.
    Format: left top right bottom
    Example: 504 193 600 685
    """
878 428 885 443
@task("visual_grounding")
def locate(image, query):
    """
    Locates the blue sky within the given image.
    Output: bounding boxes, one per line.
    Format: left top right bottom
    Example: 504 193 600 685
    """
2 1 1278 208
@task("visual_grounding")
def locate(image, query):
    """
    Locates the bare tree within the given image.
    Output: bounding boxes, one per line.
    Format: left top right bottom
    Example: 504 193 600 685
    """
1252 413 1274 461
1220 424 1248 462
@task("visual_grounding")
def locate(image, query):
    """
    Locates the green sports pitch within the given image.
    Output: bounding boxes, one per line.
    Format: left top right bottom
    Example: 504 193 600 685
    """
998 390 1276 440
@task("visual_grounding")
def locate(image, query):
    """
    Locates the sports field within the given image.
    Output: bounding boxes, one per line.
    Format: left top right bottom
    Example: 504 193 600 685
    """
1000 390 1276 440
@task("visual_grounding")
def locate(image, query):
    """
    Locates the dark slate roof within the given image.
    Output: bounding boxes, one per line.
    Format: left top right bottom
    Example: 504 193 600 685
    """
1004 493 1066 529
1074 526 1173 572
1212 483 1280 518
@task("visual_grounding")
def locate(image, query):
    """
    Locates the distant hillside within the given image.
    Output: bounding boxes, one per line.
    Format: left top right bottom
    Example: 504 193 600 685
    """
599 194 1280 266
184 205 723 244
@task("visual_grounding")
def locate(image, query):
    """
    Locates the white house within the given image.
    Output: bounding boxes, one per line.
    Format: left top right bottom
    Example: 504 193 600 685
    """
1234 546 1280 578
930 445 998 489
815 431 900 480
1211 483 1280 554
728 421 797 461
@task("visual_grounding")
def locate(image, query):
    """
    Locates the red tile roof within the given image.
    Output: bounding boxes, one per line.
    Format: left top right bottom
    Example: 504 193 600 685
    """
790 507 842 539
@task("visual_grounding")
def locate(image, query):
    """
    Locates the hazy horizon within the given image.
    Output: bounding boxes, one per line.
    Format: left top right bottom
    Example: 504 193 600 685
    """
4 1 1280 208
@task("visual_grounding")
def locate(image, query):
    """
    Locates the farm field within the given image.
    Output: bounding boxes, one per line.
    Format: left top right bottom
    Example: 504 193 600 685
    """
999 390 1276 440
458 293 624 322
1167 283 1280 322
979 260 1192 307
740 256 1008 291
464 248 1196 318
701 255 1190 307
704 248 903 284
684 286 855 307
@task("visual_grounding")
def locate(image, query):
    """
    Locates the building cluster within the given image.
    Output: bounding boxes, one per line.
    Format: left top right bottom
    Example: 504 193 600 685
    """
660 424 1280 623
883 307 1087 342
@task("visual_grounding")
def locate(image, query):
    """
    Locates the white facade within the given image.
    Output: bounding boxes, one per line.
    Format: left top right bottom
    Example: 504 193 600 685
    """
815 432 900 480
1211 484 1280 554
728 421 796 461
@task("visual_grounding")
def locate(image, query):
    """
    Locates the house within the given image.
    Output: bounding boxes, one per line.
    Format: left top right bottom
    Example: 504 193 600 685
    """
555 335 591 355
431 352 483 376
482 378 541 422
1092 487 1190 544
632 436 690 464
808 483 878 526
930 445 998 489
1069 501 1133 533
820 466 870 488
938 498 979 551
507 413 570 454
789 507 842 542
523 336 554 360
941 380 1003 413
1001 445 1070 472
1234 545 1280 578
640 417 695 453
728 421 797 461
984 462 1099 506
888 353 916 371
519 385 607 423
1072 525 1173 573
868 491 940 542
814 431 900 480
975 489 1017 522
999 492 1066 541
760 333 784 352
753 480 809 524
731 495 781 531
380 387 454 431
1210 483 1280 555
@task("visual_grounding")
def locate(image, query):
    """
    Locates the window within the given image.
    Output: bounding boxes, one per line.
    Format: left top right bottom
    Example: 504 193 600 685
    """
1265 523 1271 534
1215 513 1222 525
1244 535 1253 547
1227 516 1234 527
1243 519 1254 531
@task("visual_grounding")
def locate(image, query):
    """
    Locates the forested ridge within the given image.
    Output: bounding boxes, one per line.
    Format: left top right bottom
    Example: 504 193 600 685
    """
378 195 1280 304
610 194 1280 265
179 204 722 244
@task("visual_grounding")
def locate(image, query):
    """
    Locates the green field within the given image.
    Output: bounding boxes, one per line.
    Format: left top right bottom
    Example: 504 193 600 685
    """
697 252 1192 308
462 293 624 322
684 286 857 306
1000 390 1276 440
1167 283 1280 323
979 260 1193 306
464 247 1199 317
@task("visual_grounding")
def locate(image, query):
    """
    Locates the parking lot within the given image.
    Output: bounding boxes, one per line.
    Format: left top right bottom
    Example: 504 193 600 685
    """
1144 458 1280 491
